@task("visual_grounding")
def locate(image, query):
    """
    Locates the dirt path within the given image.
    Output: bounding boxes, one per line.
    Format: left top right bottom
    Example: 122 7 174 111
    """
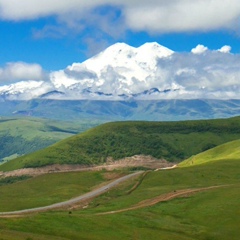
97 185 229 215
0 171 143 217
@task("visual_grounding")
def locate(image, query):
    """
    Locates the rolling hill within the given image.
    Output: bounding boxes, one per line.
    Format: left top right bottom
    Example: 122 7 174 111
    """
1 116 240 171
0 117 102 164
179 139 240 167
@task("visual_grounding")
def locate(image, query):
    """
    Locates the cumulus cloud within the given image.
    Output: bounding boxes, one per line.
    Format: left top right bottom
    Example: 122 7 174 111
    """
0 0 240 35
218 45 232 53
0 62 46 83
191 45 208 54
158 51 240 99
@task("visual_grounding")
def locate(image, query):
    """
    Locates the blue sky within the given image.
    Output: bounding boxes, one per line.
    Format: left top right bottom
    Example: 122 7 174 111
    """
0 0 240 71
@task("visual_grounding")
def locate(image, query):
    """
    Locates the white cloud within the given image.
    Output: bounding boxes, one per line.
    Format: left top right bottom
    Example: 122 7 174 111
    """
0 0 240 34
191 45 208 54
218 45 232 53
0 62 46 83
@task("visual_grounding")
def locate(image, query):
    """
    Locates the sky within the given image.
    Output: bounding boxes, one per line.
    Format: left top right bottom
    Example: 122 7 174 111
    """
0 0 240 99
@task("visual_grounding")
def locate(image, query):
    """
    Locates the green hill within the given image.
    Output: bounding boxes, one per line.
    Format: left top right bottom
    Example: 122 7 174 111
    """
2 117 240 171
179 139 240 167
0 117 102 164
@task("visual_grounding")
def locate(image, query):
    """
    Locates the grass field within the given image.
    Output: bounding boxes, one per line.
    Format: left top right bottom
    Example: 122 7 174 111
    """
0 159 239 239
2 116 240 171
0 171 130 212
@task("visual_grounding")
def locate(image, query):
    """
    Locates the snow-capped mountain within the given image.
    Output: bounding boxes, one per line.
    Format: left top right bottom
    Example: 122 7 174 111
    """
49 42 175 99
0 41 238 101
0 42 175 100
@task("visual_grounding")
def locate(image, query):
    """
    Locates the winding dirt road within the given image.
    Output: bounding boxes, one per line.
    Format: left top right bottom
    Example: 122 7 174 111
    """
0 171 143 216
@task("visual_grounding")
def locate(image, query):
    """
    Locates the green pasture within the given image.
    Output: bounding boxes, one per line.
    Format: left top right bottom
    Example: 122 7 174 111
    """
0 159 239 239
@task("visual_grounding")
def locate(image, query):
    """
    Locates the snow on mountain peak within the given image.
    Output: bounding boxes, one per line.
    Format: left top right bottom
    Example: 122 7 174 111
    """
0 42 176 100
137 42 174 58
82 42 173 71
48 42 176 98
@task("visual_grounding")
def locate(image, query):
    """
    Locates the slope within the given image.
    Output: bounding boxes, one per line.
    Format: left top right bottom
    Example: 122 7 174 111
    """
0 157 239 239
179 138 240 167
1 116 240 171
0 117 102 164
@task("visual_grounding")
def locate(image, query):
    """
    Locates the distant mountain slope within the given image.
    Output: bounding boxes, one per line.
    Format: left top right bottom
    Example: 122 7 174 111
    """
1 99 240 121
0 117 102 164
2 116 240 171
179 139 240 167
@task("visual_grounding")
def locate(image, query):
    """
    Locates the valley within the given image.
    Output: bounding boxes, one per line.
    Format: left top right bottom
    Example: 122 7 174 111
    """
0 117 103 164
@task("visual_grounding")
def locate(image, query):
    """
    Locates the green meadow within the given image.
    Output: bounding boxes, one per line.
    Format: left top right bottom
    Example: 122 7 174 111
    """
0 158 239 239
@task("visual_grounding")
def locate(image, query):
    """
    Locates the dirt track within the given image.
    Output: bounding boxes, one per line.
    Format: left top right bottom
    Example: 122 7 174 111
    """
97 185 229 215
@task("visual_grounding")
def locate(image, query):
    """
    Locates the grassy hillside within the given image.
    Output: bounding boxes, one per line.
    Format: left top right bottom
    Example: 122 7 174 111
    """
0 171 115 212
0 117 102 164
0 159 239 239
2 116 240 171
179 139 240 167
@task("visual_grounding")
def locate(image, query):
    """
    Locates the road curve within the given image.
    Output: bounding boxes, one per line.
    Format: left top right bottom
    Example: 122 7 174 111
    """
0 171 143 216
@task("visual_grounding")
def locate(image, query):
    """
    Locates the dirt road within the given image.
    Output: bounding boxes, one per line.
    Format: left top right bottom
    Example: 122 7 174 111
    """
0 171 143 216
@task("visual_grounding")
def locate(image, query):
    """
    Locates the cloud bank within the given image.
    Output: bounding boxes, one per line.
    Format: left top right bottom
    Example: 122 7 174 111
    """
0 0 240 35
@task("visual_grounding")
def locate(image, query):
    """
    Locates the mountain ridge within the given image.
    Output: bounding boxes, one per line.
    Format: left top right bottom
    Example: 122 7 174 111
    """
1 98 240 121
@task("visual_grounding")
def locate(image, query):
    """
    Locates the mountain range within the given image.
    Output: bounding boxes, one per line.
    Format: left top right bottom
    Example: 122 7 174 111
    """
0 42 240 120
0 99 239 121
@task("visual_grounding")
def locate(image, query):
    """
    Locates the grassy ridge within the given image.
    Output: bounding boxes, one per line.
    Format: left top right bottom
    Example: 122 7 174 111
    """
0 117 102 163
179 139 240 167
2 117 240 171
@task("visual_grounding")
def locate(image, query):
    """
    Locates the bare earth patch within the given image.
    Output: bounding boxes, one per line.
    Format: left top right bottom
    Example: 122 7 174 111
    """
0 155 175 178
